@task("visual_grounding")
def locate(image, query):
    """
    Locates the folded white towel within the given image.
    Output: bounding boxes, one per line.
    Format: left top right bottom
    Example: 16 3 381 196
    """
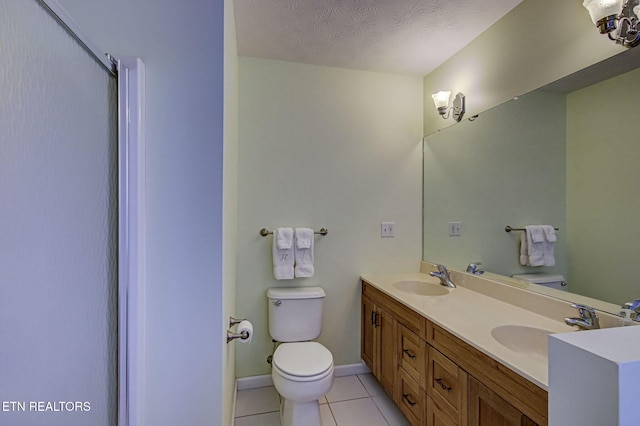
520 225 555 267
525 226 545 266
273 228 294 280
519 232 529 266
542 225 556 242
276 227 294 249
295 227 313 249
294 228 314 278
541 225 556 266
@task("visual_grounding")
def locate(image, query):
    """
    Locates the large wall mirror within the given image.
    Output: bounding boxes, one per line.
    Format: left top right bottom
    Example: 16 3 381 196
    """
423 47 640 316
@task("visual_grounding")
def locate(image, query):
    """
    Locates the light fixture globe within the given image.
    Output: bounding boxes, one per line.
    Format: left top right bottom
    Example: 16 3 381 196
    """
431 91 451 116
583 0 623 31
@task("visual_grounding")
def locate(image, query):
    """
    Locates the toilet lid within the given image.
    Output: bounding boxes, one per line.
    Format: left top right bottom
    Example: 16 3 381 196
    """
272 342 333 377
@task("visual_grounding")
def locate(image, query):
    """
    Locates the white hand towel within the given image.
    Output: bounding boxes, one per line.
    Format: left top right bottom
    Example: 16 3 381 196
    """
542 225 556 266
294 228 314 278
524 225 545 266
276 227 294 249
519 232 529 266
542 225 556 242
273 228 294 280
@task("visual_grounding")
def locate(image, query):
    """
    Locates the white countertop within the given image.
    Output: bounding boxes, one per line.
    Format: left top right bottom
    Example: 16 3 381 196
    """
361 271 576 390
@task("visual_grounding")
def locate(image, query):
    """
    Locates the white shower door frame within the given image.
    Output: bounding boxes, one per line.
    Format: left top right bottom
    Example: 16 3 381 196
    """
38 2 146 426
117 57 146 426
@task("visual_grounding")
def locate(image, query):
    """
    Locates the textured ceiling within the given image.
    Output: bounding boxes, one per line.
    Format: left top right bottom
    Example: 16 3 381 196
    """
233 0 523 76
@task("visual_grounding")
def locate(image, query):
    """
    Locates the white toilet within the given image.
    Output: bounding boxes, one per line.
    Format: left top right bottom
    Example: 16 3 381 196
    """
267 286 334 426
512 273 567 291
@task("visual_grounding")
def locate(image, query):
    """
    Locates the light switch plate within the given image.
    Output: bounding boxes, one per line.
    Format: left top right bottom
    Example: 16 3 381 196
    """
381 222 395 237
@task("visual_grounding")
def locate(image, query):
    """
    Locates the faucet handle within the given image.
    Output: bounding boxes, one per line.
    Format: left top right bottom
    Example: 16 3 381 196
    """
466 262 484 274
622 299 640 312
571 303 598 321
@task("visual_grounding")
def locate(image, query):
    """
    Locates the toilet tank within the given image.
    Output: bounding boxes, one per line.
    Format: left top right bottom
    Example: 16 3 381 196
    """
267 286 326 342
512 274 567 291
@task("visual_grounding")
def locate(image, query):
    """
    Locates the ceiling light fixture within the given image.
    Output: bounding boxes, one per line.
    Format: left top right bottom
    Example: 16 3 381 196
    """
583 0 640 47
431 91 466 122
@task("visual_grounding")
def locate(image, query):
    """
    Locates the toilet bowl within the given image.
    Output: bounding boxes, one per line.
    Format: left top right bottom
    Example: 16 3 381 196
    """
271 341 334 426
267 287 334 426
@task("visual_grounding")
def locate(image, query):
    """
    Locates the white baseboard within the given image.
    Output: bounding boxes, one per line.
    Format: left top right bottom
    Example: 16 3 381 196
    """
334 362 371 377
235 362 371 391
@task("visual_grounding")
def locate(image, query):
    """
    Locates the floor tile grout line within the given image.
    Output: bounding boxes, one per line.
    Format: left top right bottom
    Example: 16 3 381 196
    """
355 374 396 426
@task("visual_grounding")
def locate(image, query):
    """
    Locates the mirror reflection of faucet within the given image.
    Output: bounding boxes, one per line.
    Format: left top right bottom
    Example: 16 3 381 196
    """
429 264 456 288
619 299 640 324
564 303 600 330
466 262 484 275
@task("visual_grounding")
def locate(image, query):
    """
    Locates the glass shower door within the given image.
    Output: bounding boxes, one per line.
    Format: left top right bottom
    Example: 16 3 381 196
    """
0 0 118 425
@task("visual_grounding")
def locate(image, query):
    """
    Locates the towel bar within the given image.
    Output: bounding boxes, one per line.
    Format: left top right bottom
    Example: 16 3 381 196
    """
505 225 559 233
260 227 328 237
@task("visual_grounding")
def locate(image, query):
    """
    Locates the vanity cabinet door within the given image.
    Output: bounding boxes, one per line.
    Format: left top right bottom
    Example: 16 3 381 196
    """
361 295 376 370
469 377 538 426
361 294 397 397
377 307 397 396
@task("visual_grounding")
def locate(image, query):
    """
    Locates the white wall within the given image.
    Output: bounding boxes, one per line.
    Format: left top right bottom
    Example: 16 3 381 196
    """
56 0 228 424
236 58 423 377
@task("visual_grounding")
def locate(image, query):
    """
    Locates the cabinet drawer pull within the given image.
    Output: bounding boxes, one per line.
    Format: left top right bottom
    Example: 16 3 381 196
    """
435 378 452 392
402 393 417 407
402 348 416 359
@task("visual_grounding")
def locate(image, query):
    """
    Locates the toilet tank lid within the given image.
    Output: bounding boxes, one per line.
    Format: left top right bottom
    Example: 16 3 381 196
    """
512 274 565 284
267 286 325 299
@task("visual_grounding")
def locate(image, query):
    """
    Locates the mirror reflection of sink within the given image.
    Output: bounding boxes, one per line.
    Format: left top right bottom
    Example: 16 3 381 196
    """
491 325 555 359
392 280 450 296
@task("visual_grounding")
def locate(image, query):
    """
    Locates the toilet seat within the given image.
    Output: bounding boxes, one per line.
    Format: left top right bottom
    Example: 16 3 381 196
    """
272 342 333 379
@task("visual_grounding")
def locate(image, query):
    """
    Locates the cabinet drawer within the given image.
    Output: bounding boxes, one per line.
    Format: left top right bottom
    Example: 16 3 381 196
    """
427 347 467 425
397 367 425 426
398 325 427 385
426 395 458 426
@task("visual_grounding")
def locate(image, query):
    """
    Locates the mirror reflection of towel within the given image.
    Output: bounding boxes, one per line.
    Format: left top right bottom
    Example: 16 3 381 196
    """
520 225 555 267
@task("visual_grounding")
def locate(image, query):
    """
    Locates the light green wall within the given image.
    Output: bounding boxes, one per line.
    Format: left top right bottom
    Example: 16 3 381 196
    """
566 68 640 305
423 90 567 276
423 0 619 136
236 58 423 377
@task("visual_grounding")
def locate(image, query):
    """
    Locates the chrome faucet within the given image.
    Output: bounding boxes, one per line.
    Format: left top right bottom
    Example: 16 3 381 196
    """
564 303 600 330
621 299 640 322
466 262 484 275
429 264 456 288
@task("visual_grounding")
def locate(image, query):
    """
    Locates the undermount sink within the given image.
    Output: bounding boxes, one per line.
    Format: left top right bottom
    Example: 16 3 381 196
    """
392 280 450 296
491 325 555 359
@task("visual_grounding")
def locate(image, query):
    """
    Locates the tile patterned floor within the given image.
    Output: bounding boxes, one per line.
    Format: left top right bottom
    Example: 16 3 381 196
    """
234 374 411 426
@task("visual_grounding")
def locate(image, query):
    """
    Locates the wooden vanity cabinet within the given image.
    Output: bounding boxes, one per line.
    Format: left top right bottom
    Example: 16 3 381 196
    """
361 281 548 426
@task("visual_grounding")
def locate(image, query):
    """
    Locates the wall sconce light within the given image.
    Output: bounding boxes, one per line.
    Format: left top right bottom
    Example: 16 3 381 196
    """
431 91 466 122
583 0 640 48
